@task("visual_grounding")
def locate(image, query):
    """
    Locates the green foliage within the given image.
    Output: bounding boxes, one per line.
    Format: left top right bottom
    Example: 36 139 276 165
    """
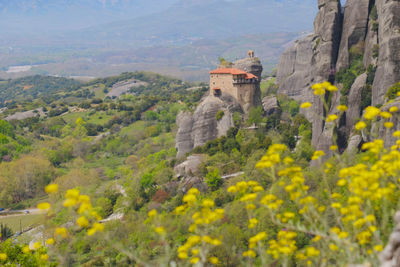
248 106 263 125
216 110 225 121
361 85 372 112
205 168 223 191
372 44 379 59
386 82 400 100
260 78 278 97
141 172 155 189
0 224 13 241
0 240 48 266
0 120 15 138
0 75 81 107
336 51 366 105
370 5 378 20
277 94 299 117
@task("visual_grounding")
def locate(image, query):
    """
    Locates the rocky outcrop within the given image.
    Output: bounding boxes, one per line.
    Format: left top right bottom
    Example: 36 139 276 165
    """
277 0 400 153
233 57 263 108
372 0 400 106
277 0 342 148
174 155 203 178
176 56 262 158
176 112 195 158
175 94 242 158
336 0 370 70
262 96 280 115
380 211 400 267
346 73 368 132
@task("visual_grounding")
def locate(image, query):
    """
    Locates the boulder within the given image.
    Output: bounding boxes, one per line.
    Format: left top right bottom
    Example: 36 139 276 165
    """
346 135 363 152
174 155 204 178
262 96 280 115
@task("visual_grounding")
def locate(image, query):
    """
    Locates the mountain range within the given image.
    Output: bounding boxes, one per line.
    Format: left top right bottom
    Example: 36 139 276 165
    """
0 0 318 80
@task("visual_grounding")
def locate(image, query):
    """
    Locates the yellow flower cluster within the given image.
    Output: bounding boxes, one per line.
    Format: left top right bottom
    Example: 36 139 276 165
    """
174 188 223 265
242 231 268 258
255 144 287 169
267 231 297 259
311 82 337 95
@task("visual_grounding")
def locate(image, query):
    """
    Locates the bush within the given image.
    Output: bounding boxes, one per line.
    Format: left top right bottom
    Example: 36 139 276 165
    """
386 82 400 100
205 168 223 191
215 110 225 121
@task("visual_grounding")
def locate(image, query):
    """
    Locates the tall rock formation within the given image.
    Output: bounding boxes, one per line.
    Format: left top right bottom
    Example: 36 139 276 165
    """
372 0 400 106
277 0 342 151
277 0 400 153
176 56 263 158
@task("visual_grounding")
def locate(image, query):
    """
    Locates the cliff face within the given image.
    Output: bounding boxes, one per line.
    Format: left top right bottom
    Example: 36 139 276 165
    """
176 57 262 158
277 0 400 152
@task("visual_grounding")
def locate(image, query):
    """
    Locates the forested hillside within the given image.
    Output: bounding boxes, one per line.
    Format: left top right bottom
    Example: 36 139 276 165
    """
0 67 399 266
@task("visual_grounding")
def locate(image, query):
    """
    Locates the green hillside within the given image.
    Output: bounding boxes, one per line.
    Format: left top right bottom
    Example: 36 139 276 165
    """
0 73 396 267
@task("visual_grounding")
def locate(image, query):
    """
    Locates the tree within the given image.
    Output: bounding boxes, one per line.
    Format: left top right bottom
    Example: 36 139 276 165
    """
205 168 222 191
248 106 263 126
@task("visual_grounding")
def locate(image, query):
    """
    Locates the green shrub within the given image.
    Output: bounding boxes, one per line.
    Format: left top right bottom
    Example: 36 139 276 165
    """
216 110 225 121
205 168 222 191
386 82 400 100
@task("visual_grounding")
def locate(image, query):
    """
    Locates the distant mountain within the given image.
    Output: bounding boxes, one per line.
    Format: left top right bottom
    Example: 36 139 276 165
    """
1 0 317 40
77 0 317 45
0 0 179 33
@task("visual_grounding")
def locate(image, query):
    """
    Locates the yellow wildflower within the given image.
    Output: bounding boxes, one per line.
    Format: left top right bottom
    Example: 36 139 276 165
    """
22 246 30 253
300 102 312 109
63 198 77 208
37 202 51 210
243 250 257 258
0 253 7 261
209 256 219 264
55 227 68 238
364 106 380 120
389 106 399 113
329 244 338 251
355 121 367 130
40 254 49 261
32 242 41 250
65 188 80 199
76 216 89 228
202 199 215 208
46 238 55 245
337 105 348 111
330 145 338 151
45 184 59 194
148 209 157 217
311 150 325 160
190 257 200 264
178 252 188 259
385 122 394 128
380 111 392 119
155 226 165 235
326 114 338 122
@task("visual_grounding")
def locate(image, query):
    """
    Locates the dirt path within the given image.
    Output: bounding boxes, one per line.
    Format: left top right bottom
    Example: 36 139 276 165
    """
0 208 45 219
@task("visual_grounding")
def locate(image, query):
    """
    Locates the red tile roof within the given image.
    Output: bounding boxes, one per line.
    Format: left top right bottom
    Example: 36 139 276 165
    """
245 73 257 79
210 68 258 79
